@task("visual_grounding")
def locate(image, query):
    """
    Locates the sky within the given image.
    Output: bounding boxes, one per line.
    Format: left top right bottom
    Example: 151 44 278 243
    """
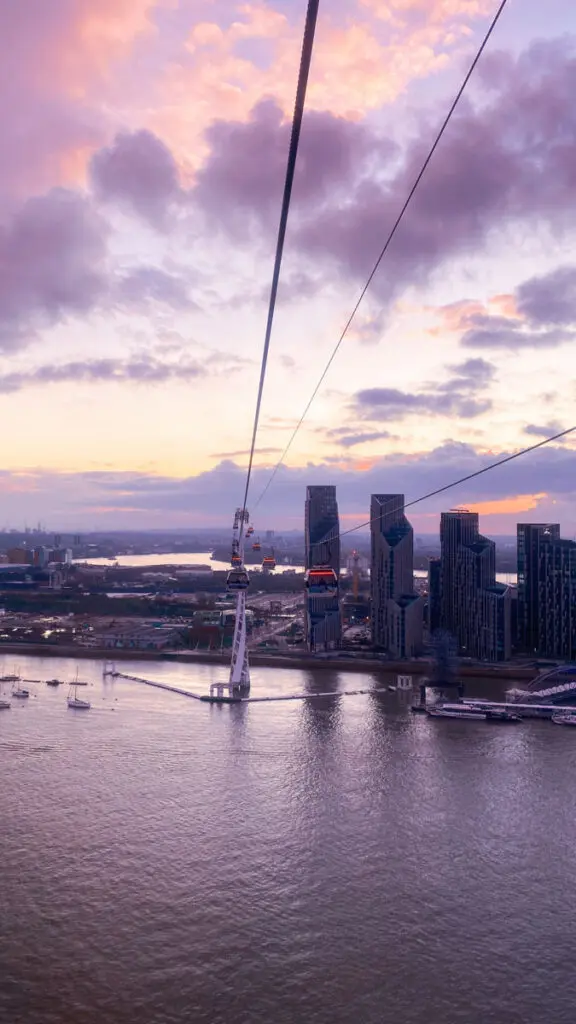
0 0 575 536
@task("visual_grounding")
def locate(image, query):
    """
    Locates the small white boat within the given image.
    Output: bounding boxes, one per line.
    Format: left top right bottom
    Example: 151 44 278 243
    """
0 673 20 683
67 684 91 710
427 702 521 723
0 698 11 710
12 687 30 699
427 703 487 720
552 710 576 726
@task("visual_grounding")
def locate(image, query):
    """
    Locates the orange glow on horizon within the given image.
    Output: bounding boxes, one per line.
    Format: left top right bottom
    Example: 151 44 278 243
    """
466 493 548 516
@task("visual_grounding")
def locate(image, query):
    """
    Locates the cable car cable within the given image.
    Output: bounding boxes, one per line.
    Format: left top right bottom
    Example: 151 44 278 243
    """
238 0 320 533
252 0 510 511
338 425 575 540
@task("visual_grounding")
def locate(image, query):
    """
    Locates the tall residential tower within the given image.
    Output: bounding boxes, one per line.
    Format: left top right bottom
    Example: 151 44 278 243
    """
370 494 423 657
439 508 511 661
304 485 341 650
517 523 576 658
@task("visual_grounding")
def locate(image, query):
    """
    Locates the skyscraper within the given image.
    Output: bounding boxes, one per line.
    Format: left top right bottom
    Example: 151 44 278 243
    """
370 494 422 657
517 523 576 658
305 486 340 572
428 557 441 635
439 508 511 660
304 485 341 650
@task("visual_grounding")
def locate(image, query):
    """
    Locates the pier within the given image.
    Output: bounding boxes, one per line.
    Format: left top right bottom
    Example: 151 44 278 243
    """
104 665 391 704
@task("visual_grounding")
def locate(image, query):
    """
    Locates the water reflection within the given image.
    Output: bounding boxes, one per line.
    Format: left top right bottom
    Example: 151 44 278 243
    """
3 654 576 1024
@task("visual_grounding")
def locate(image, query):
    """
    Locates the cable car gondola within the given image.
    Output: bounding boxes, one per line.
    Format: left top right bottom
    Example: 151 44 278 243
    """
304 566 338 595
252 538 261 552
262 553 276 571
247 526 254 537
231 554 242 568
227 568 250 592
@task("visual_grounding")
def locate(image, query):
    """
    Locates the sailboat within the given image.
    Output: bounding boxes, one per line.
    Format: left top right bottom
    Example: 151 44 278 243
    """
67 683 91 710
67 669 91 709
0 664 21 684
12 684 30 699
0 680 11 710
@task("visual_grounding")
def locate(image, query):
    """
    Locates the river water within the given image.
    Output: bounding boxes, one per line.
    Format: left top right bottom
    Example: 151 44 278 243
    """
78 553 518 585
1 653 574 1024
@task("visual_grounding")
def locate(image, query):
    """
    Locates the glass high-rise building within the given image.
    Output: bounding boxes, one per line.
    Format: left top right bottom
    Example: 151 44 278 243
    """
440 508 511 661
517 523 576 658
304 486 341 650
370 494 423 657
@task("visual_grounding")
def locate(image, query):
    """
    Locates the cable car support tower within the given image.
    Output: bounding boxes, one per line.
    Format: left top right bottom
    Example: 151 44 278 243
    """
229 508 251 694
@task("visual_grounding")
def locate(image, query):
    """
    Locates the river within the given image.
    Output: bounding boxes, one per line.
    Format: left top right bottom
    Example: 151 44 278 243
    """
1 652 573 1024
77 553 518 585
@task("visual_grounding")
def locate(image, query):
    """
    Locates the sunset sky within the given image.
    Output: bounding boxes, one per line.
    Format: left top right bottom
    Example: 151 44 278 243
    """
0 0 575 534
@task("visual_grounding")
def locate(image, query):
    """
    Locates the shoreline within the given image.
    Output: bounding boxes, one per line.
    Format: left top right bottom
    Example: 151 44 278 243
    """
0 641 537 680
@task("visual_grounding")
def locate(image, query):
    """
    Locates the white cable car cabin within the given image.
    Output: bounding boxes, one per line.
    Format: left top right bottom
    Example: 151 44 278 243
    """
227 568 250 592
304 566 338 595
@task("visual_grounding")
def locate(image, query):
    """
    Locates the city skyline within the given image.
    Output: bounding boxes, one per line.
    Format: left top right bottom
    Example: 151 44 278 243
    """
0 1 575 530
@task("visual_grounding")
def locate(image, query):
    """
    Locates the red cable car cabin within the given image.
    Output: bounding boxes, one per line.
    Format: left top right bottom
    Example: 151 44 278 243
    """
304 566 338 594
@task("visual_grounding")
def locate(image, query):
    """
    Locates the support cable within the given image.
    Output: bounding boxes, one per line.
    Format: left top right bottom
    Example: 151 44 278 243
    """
253 0 510 510
339 426 575 540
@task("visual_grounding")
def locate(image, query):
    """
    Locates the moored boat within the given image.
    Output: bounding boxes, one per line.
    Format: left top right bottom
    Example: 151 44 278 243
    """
427 703 521 722
485 709 522 723
67 684 91 710
552 710 576 726
427 703 487 720
12 687 30 699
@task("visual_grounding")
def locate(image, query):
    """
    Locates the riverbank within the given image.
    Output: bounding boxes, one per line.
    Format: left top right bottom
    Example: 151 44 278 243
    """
0 642 537 680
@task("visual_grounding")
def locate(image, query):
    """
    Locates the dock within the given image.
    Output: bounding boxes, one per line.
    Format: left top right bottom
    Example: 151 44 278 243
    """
462 698 575 719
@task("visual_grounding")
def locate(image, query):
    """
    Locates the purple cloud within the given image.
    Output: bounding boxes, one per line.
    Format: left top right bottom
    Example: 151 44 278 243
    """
355 387 491 420
187 37 576 302
326 429 393 449
116 266 194 310
0 356 206 394
353 357 495 422
0 187 108 348
0 188 197 349
524 422 566 439
210 447 282 458
461 265 576 349
517 265 576 326
4 438 575 530
461 324 570 350
90 130 182 227
192 99 396 242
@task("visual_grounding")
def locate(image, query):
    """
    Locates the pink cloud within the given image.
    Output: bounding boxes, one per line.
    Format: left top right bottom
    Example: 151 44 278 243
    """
0 0 168 201
154 0 495 172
